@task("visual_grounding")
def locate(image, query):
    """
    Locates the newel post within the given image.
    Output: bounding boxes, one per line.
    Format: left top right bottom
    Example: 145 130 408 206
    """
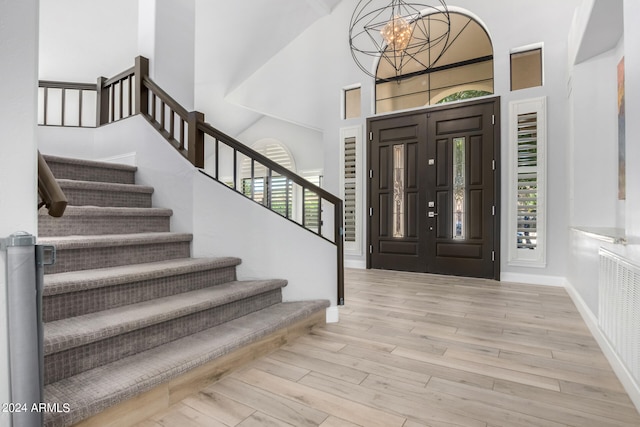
96 77 109 126
134 56 150 116
187 111 205 168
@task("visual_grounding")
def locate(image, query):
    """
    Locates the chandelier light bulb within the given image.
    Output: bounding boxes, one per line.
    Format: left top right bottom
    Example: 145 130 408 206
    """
380 15 412 51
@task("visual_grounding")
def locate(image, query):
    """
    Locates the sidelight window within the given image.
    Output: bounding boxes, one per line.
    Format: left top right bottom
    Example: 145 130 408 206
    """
340 126 363 255
508 97 546 267
452 137 466 239
392 144 405 238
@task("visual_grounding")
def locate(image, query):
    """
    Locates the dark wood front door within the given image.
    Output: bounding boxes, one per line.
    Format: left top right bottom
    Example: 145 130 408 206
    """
368 98 500 279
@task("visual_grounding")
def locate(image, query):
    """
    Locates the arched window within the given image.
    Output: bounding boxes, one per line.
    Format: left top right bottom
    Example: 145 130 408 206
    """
375 10 493 113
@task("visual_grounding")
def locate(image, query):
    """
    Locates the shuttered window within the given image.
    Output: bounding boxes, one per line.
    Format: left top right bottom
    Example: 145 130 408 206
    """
303 175 322 233
344 136 357 242
340 126 362 255
517 112 538 249
509 98 546 267
241 141 295 219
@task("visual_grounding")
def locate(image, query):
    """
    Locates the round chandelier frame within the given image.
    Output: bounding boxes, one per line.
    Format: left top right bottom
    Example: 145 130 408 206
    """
349 0 451 82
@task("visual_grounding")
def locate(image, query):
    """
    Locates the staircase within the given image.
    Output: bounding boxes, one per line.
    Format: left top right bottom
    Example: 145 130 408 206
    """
38 155 329 427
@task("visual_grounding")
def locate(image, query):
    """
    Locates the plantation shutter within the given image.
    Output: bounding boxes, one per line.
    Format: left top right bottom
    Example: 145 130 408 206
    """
240 143 293 217
516 112 538 250
303 175 322 233
344 136 357 242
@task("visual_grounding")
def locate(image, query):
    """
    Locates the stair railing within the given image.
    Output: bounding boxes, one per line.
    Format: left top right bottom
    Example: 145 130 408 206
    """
38 56 345 305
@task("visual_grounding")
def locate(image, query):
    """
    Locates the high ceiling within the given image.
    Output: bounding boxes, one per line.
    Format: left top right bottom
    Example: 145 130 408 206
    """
194 0 345 135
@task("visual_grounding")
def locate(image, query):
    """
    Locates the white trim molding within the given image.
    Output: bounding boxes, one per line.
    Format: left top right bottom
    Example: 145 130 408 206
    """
325 306 340 324
565 279 640 412
500 272 565 287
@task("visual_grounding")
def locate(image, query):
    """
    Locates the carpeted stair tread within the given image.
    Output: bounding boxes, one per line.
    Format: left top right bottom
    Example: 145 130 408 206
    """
39 205 172 217
38 232 193 249
43 257 241 296
44 279 288 355
38 206 174 236
57 178 154 195
42 155 137 173
42 154 137 184
56 179 154 208
43 300 329 427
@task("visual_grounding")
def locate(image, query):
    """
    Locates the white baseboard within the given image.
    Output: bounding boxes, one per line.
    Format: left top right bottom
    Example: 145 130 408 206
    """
500 272 566 287
344 259 366 269
98 151 137 166
325 306 339 324
565 280 640 412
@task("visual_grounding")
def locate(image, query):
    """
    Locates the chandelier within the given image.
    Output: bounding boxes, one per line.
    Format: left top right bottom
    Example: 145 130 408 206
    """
349 0 451 81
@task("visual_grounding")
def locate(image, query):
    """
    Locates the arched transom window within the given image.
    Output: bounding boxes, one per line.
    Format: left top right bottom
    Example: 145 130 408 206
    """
376 11 493 113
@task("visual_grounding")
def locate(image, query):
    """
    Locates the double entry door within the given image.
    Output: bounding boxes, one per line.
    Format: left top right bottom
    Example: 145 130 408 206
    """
367 98 499 279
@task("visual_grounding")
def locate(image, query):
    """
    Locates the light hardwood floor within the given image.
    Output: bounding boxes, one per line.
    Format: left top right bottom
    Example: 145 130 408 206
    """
137 268 640 427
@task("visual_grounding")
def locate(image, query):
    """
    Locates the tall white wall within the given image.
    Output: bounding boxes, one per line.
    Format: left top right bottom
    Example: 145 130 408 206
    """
39 0 138 81
566 0 640 319
564 0 640 409
623 1 640 244
138 0 195 109
0 0 39 423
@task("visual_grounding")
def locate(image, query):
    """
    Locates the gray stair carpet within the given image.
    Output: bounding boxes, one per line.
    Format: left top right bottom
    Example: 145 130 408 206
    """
39 206 173 236
39 155 329 427
42 257 242 321
56 179 154 208
43 300 329 427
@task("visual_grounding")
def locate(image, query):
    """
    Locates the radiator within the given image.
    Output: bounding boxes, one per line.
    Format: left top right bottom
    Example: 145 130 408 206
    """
599 248 640 384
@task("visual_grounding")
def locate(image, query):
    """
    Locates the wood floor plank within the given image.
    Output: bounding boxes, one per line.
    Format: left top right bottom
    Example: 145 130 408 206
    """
411 325 554 358
238 356 311 382
234 368 406 427
203 376 329 427
393 346 562 391
492 379 640 423
236 412 295 427
136 268 640 427
181 391 254 426
300 371 486 427
150 402 227 427
340 344 496 389
427 376 626 427
280 340 431 386
267 347 369 385
318 416 362 427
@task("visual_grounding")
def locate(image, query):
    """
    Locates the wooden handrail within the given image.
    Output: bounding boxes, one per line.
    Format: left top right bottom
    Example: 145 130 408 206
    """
103 66 135 87
37 151 67 217
38 80 96 91
197 122 339 204
141 76 189 118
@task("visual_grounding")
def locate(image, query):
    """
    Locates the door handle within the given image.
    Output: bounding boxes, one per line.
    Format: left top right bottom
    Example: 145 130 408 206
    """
428 211 438 218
